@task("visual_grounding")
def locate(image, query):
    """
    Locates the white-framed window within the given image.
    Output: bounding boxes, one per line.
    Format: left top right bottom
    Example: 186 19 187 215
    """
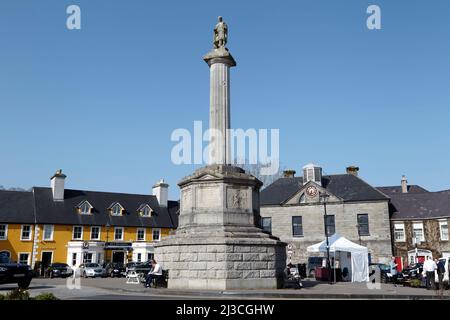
0 224 8 240
439 220 449 241
137 228 145 241
413 222 425 242
147 253 154 261
114 227 124 241
71 253 77 266
79 201 92 215
152 228 161 241
18 253 30 265
142 206 152 217
111 203 123 216
20 225 32 241
394 223 405 242
137 253 142 262
43 225 54 241
90 226 101 240
72 226 83 240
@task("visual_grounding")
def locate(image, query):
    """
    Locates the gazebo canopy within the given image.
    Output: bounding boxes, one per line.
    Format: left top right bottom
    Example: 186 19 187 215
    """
307 233 369 282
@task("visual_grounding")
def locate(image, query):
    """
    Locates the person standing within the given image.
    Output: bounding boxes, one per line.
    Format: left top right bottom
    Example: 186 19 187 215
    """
389 257 398 285
423 256 437 290
436 259 446 291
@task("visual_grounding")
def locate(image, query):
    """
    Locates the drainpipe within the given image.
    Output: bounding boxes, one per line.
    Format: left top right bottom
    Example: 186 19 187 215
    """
31 188 39 270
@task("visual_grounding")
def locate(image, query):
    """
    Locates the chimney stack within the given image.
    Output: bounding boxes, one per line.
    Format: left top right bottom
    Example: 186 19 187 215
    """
401 175 408 193
50 169 66 201
346 166 359 177
283 170 296 178
153 179 169 207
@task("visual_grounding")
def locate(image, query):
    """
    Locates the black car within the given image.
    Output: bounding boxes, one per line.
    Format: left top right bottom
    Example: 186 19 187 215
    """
402 263 423 279
128 261 152 276
105 263 126 278
45 263 74 278
0 252 33 289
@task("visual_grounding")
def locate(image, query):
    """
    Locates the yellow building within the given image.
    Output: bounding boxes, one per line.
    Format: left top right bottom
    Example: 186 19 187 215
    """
0 170 178 272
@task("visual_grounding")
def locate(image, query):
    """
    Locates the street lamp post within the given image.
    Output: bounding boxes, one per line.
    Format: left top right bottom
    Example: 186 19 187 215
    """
356 223 362 245
105 222 110 264
320 193 332 285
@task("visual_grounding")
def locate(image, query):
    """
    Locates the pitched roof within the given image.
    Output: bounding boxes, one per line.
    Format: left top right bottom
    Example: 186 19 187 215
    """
0 190 35 223
376 185 429 196
0 187 179 228
389 192 450 220
260 174 388 206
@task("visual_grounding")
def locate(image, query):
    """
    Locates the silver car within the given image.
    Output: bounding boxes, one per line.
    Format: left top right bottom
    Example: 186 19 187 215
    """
79 263 107 278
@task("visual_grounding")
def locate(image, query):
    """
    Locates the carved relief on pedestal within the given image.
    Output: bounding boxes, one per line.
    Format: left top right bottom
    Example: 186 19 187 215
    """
226 187 249 210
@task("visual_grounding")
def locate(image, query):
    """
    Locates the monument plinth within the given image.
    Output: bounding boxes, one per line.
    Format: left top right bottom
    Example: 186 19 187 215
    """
154 17 286 290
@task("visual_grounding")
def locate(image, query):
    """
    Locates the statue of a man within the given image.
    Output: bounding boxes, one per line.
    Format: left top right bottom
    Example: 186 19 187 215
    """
213 16 228 49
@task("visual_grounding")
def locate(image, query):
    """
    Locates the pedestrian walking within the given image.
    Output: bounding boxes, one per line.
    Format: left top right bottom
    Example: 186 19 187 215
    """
436 258 446 291
423 256 437 290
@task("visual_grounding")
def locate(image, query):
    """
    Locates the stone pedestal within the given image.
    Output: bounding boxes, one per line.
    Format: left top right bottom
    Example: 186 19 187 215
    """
154 165 287 290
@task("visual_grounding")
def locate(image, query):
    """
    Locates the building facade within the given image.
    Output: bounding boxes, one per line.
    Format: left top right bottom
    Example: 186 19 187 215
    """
378 178 450 268
0 170 179 272
260 164 393 265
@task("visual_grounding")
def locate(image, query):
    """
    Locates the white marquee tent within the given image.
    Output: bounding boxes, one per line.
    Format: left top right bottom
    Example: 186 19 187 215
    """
307 233 369 282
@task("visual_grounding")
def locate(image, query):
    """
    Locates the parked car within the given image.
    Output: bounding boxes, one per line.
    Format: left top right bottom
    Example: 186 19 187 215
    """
125 262 141 275
0 252 33 289
369 263 392 283
401 262 423 282
79 263 107 278
307 257 324 278
105 262 126 278
46 263 74 278
127 261 152 276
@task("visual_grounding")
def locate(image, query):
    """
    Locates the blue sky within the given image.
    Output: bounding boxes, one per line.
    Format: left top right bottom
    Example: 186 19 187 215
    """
1 0 449 198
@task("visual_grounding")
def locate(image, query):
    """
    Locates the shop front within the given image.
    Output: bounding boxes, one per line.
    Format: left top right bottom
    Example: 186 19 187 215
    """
67 241 106 268
104 242 133 264
131 242 155 263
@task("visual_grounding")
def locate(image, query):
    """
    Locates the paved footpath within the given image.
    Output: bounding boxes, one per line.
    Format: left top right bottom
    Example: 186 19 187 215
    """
1 278 449 300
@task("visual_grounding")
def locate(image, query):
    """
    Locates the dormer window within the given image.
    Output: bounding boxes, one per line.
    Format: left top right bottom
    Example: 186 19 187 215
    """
77 201 93 215
137 204 153 217
109 203 124 216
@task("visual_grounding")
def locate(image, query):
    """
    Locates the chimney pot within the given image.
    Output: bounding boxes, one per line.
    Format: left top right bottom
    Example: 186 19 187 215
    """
153 179 169 207
346 166 359 176
50 169 66 201
401 175 408 193
283 170 296 178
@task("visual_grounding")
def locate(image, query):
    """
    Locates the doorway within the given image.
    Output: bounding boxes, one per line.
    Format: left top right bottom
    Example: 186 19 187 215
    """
112 251 125 263
41 251 53 276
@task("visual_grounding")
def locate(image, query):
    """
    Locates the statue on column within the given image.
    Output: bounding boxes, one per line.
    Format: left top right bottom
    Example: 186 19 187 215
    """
213 16 228 49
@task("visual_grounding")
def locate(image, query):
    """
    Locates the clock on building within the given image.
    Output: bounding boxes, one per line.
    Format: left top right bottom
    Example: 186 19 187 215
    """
306 186 318 198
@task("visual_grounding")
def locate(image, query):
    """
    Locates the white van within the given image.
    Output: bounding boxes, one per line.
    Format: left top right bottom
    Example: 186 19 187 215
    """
435 257 449 284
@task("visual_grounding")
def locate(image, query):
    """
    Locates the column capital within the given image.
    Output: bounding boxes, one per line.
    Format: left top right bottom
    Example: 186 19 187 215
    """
203 47 236 67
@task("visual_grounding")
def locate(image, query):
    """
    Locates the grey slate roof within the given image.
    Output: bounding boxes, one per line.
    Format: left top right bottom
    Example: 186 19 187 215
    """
0 190 35 223
260 174 389 206
389 192 450 220
376 185 429 196
0 187 179 228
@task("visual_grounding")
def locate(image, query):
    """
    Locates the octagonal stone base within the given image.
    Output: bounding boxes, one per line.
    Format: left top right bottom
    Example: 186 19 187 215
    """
154 165 287 290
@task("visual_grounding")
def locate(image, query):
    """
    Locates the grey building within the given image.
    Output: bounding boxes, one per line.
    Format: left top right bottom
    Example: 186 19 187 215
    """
259 164 392 266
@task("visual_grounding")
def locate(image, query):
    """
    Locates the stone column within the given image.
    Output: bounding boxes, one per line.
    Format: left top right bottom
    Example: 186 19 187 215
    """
204 51 236 165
